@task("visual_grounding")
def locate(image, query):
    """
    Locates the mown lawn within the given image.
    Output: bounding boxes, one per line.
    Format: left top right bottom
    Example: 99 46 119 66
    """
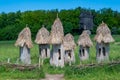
0 35 120 80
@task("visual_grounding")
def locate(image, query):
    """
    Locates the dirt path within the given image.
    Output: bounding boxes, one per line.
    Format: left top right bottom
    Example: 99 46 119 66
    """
41 74 64 80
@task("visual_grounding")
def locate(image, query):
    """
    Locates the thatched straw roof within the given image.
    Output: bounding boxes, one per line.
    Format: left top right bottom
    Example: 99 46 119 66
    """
63 33 76 50
50 16 64 44
78 30 93 47
94 21 114 43
15 27 33 48
35 26 50 44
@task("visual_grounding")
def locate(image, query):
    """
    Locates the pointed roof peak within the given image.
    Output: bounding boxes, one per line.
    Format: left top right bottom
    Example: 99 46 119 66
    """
35 26 50 44
42 24 45 28
102 21 104 23
94 22 114 43
100 21 107 27
25 24 30 31
50 13 64 44
15 26 33 48
101 21 105 24
78 30 93 47
26 24 28 27
57 13 59 18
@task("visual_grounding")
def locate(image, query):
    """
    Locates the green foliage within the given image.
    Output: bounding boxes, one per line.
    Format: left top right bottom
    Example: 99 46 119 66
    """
64 22 73 34
0 7 120 40
0 23 24 40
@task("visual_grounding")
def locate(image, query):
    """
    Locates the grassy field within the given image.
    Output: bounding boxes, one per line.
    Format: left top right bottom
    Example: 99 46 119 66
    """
0 35 120 80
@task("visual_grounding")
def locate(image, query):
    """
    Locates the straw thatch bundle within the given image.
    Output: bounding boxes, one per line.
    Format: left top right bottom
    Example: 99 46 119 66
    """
63 33 76 50
35 26 50 44
15 27 33 48
50 17 64 44
78 30 93 47
94 21 114 43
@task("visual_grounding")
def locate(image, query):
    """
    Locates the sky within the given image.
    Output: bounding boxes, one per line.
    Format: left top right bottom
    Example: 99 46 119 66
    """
0 0 120 13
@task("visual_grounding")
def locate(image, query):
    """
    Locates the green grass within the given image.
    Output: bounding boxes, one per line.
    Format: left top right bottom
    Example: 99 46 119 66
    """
0 35 120 80
0 65 45 80
64 64 120 80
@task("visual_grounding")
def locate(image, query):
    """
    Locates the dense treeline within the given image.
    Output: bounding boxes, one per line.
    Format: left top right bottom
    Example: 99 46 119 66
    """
0 7 120 40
